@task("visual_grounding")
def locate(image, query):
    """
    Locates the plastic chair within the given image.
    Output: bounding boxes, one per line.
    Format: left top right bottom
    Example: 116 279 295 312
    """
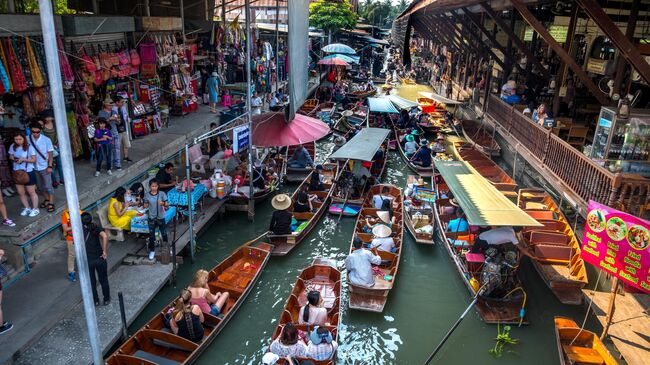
189 144 209 174
97 204 125 242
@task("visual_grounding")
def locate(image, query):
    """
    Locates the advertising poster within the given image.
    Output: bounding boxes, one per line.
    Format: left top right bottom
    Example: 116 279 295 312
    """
581 200 650 293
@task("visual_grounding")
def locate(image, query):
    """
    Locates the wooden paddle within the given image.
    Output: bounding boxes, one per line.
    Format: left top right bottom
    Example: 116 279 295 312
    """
242 231 269 247
336 190 351 225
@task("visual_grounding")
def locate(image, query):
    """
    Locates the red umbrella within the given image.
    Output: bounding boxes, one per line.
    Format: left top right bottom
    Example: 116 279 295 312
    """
252 112 330 147
317 58 350 67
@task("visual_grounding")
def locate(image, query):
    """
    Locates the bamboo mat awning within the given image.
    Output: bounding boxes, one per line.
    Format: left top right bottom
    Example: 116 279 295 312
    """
329 128 390 162
437 161 542 227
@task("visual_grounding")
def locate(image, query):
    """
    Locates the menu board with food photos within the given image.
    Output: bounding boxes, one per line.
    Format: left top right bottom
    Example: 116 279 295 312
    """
582 200 650 293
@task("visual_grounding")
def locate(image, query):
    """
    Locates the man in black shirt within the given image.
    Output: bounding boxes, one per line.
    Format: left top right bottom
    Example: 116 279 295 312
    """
82 213 111 306
269 194 292 235
156 162 177 192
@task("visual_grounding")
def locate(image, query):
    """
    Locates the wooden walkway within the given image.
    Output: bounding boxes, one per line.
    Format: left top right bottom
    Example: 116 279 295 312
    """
583 289 650 365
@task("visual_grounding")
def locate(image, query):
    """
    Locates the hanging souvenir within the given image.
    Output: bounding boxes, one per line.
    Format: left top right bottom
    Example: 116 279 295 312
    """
0 40 13 93
58 36 75 88
26 38 45 87
130 48 140 66
139 41 157 64
14 38 33 89
3 38 28 92
0 53 10 94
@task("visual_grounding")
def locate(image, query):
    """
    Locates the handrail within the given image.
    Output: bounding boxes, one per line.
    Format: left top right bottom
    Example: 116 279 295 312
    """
485 94 649 216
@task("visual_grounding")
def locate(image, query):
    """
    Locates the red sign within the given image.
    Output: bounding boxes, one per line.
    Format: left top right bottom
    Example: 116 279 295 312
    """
581 201 650 293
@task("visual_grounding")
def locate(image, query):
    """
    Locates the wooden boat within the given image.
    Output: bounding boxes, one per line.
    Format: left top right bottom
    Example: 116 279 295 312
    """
392 123 434 177
433 162 530 325
268 259 341 365
298 99 319 116
417 97 437 113
313 102 337 124
461 119 501 157
105 242 272 365
225 156 285 212
348 88 376 99
285 142 316 183
554 316 618 365
517 189 588 305
402 78 417 85
269 163 338 255
404 175 435 244
348 184 403 312
455 145 517 192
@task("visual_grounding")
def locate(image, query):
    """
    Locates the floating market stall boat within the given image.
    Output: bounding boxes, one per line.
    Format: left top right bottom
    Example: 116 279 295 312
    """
285 142 316 183
517 189 588 305
348 88 377 100
417 97 437 114
554 316 618 365
267 259 341 365
348 184 403 312
269 163 338 256
434 161 542 324
105 242 272 365
461 119 501 157
298 99 319 116
328 128 390 217
404 175 435 244
392 122 434 177
455 145 517 192
313 102 337 125
225 155 285 212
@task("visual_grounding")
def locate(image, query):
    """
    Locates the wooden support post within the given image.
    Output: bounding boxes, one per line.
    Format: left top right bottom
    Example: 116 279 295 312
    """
552 4 578 116
577 0 650 86
612 0 641 96
419 18 459 53
504 12 514 84
510 0 609 105
600 278 619 340
479 3 551 80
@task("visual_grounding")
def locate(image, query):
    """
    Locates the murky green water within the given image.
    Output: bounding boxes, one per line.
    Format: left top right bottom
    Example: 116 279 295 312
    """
129 137 611 364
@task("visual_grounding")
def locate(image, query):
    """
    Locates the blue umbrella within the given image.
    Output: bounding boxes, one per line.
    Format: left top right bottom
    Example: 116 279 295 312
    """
323 43 356 54
322 54 360 64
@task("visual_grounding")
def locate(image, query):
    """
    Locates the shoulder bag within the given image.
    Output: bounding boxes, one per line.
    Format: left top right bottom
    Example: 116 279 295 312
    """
11 149 30 185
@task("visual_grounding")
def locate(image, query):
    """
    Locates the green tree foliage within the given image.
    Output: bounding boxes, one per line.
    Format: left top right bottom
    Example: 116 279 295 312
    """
309 0 357 33
359 0 409 27
16 0 76 14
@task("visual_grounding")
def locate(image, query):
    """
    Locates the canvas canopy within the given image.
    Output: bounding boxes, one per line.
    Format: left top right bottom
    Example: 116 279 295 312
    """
436 161 542 227
329 128 390 162
418 91 463 105
368 97 399 114
383 95 419 110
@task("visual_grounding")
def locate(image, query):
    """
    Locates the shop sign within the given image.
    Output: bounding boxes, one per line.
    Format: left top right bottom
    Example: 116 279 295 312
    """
233 125 250 153
141 17 182 31
586 58 609 75
581 200 650 293
523 25 567 42
523 26 534 42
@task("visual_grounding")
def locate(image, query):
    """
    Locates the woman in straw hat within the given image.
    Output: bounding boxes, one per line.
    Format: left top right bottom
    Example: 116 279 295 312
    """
269 194 293 235
369 224 395 252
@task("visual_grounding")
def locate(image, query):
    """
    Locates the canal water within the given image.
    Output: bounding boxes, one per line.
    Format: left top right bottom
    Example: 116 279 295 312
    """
129 137 608 364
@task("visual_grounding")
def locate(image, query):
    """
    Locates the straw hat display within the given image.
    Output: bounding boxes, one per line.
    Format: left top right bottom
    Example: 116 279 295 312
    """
377 211 391 224
372 224 392 238
272 194 292 210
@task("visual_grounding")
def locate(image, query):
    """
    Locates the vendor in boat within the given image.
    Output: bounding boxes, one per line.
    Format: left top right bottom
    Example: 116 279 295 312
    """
370 225 396 253
188 269 230 316
252 160 267 190
447 206 469 233
431 136 446 154
269 194 293 235
410 140 432 168
293 185 313 213
397 109 410 129
309 164 326 191
332 136 346 153
287 144 313 169
298 290 328 326
471 226 520 254
346 237 382 288
306 327 338 361
363 210 394 233
403 134 419 158
270 322 307 358
170 289 205 343
371 145 385 174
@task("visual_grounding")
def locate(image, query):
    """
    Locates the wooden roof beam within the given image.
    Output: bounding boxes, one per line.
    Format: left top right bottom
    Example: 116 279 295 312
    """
418 17 461 52
413 19 453 51
509 0 608 105
430 16 464 51
576 0 650 86
477 3 551 80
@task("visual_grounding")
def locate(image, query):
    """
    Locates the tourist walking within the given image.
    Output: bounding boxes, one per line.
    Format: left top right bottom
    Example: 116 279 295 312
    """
98 98 121 170
81 212 110 306
41 112 64 187
251 91 263 115
61 207 82 282
28 121 55 213
144 179 169 260
94 118 113 176
0 249 12 335
113 96 132 162
206 72 220 113
8 132 40 217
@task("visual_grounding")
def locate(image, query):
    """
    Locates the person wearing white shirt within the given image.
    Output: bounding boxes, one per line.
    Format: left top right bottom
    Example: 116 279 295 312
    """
370 225 395 252
113 96 132 162
345 237 382 287
251 91 263 115
472 226 519 253
29 121 55 213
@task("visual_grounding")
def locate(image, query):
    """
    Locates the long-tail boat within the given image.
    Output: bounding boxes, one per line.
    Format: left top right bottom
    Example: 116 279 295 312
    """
554 316 618 365
328 128 390 217
298 99 319 116
285 142 316 183
348 184 403 312
348 88 377 100
455 144 517 192
269 163 338 255
105 242 272 365
433 161 542 324
404 175 435 245
225 155 285 212
392 122 434 177
517 189 588 305
461 119 501 157
267 259 341 365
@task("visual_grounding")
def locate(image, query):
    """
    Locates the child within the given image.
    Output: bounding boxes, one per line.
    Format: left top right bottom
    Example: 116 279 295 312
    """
94 118 113 177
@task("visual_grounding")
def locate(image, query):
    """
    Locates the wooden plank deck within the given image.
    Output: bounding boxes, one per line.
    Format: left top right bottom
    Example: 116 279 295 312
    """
582 289 650 365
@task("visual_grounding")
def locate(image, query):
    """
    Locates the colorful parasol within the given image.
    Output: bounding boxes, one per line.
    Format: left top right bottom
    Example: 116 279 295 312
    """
252 112 330 147
322 54 360 64
317 58 350 67
322 43 356 54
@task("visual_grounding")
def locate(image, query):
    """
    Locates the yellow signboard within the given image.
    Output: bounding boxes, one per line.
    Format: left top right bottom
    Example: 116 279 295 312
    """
523 25 568 43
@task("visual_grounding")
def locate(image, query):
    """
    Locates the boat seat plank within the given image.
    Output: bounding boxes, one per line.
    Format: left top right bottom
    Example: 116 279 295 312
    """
533 244 573 261
293 212 315 221
562 345 604 364
133 350 182 365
